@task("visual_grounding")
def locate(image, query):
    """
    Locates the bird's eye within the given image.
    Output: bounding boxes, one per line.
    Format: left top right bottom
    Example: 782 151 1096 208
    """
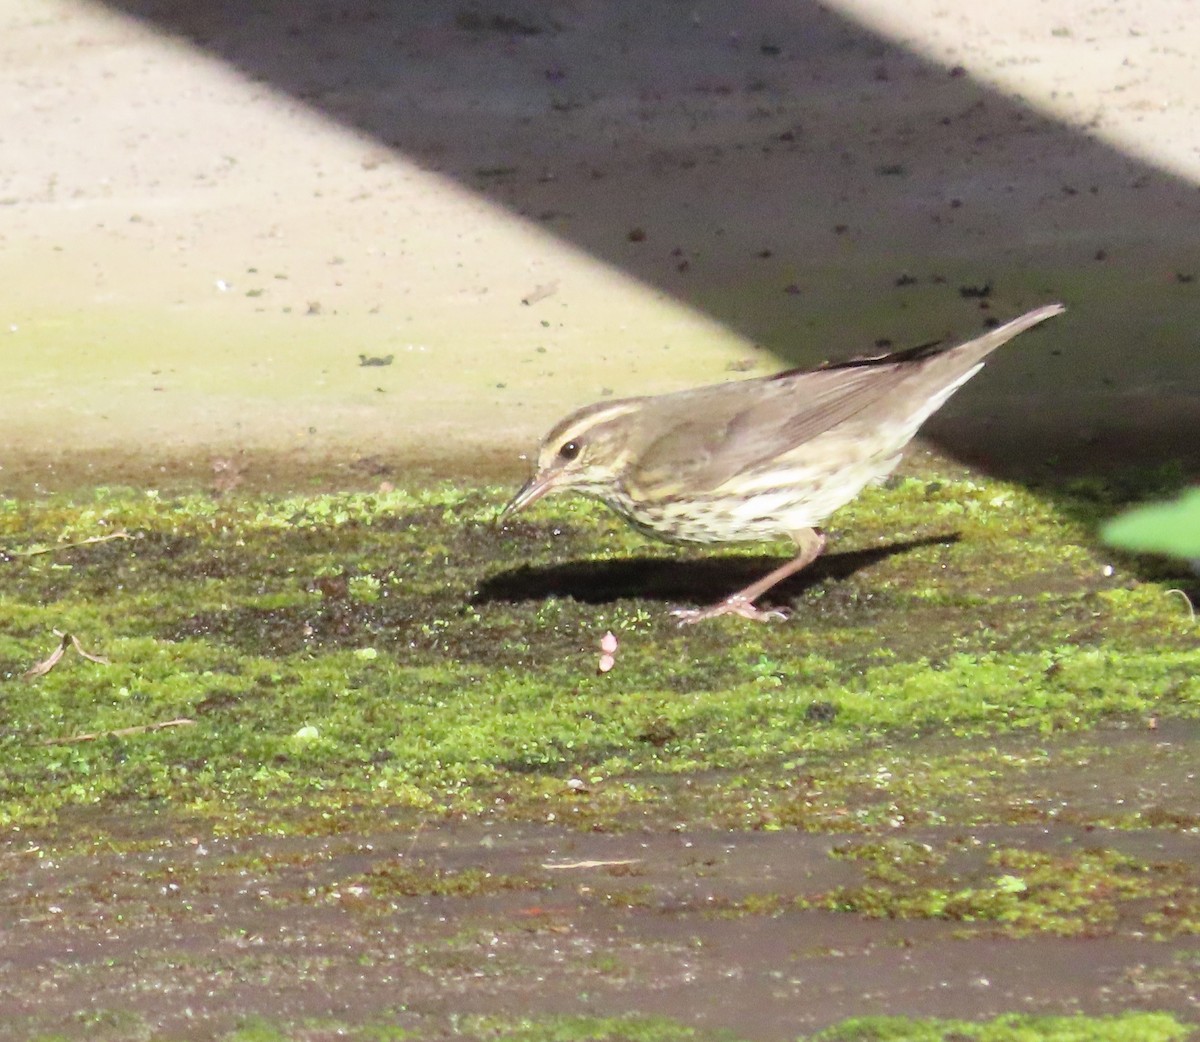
558 440 581 461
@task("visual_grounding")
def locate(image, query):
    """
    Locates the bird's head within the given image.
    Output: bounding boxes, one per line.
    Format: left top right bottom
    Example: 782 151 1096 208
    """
499 399 642 521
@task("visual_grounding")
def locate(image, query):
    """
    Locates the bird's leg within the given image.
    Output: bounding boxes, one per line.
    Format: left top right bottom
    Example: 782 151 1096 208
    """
671 528 826 625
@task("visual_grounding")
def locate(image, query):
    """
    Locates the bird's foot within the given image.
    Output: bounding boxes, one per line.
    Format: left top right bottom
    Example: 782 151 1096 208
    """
670 597 790 626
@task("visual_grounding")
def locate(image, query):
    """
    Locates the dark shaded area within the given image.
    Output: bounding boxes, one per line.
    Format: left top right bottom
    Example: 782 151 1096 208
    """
95 0 1200 481
474 533 958 608
164 537 955 663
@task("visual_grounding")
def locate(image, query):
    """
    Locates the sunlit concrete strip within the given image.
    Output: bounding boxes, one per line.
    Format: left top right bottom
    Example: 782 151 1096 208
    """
0 0 748 488
831 0 1200 182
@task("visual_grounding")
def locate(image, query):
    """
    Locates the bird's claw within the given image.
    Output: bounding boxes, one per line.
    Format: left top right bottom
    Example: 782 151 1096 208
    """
670 598 790 626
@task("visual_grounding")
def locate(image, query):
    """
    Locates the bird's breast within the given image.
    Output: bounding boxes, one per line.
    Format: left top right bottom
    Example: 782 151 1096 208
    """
595 484 805 545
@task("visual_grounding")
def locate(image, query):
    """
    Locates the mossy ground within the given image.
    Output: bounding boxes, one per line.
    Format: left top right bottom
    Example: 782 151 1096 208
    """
205 1010 1196 1042
1 462 1197 1040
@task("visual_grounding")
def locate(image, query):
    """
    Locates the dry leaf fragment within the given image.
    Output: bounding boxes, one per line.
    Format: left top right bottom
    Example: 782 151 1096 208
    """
22 639 65 679
23 631 109 679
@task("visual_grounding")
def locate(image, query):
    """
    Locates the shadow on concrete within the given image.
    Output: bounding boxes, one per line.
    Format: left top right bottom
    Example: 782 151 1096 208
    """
94 0 1200 483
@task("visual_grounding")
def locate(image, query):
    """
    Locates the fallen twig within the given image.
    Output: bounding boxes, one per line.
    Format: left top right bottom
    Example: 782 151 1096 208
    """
541 858 642 871
41 718 195 746
8 530 131 558
1164 588 1196 622
23 631 110 679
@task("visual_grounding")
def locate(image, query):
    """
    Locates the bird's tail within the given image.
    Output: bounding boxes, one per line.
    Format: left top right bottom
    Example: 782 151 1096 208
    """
926 302 1066 379
883 302 1066 441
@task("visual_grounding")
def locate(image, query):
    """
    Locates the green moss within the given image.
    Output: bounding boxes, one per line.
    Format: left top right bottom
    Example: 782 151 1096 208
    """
807 843 1196 938
0 473 1196 840
810 1011 1193 1042
17 1011 1199 1042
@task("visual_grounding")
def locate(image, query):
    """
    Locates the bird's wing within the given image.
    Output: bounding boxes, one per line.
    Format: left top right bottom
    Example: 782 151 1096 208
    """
630 305 1064 495
630 362 906 493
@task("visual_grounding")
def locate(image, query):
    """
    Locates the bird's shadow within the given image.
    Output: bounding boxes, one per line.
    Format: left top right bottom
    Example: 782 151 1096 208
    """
474 533 959 609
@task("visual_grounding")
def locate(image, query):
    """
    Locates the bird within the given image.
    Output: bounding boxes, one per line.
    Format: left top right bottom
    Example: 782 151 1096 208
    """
500 303 1065 624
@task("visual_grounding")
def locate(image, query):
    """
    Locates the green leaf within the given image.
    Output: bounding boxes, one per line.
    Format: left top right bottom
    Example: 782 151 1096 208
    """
1101 488 1200 559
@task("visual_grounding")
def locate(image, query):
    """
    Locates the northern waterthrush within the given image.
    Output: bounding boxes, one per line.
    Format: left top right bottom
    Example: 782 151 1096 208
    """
502 303 1064 623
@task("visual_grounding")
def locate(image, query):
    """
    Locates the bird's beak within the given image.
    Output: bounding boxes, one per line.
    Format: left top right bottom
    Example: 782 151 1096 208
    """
497 471 557 524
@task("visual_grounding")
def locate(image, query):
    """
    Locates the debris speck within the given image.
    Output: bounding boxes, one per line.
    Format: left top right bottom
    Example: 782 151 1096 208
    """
598 630 618 673
521 281 559 306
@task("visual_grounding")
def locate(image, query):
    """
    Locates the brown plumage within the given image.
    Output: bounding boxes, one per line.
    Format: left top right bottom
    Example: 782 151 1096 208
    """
502 303 1064 623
